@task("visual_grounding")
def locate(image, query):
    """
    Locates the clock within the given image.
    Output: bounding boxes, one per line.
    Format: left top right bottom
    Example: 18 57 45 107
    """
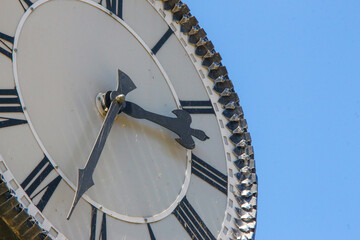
0 0 257 239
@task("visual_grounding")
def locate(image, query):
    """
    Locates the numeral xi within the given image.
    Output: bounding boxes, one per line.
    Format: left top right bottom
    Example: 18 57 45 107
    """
21 156 62 211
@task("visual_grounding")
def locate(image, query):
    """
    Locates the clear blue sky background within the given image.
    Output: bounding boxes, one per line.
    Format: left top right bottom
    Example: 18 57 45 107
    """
187 1 360 239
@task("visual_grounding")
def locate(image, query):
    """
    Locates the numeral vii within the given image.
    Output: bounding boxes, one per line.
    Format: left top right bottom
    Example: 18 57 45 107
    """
0 89 27 129
191 154 227 195
21 156 62 212
173 197 216 240
100 0 123 19
90 206 107 240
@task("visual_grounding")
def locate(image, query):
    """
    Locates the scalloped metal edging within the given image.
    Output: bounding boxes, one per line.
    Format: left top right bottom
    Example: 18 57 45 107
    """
0 175 53 240
159 0 258 239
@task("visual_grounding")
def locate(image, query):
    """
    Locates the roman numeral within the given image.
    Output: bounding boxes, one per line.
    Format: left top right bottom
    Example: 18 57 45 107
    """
191 154 227 195
151 27 173 55
90 206 107 240
173 197 216 240
20 156 62 212
100 0 123 19
0 32 14 60
0 89 27 129
180 100 215 114
147 223 156 240
18 0 34 11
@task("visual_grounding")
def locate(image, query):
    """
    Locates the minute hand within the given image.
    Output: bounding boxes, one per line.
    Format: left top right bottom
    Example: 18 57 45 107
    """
123 101 209 149
67 100 122 219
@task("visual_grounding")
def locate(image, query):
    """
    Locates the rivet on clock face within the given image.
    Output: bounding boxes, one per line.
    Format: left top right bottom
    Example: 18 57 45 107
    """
14 48 18 53
23 106 27 110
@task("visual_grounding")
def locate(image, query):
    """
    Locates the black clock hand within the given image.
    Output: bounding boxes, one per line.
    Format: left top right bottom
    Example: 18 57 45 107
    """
67 99 122 220
67 70 136 220
123 101 209 150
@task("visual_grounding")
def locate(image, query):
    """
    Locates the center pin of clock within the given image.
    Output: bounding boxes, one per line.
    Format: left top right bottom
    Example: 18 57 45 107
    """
96 91 125 117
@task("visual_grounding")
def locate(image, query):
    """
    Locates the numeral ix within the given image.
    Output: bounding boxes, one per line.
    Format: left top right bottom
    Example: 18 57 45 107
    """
0 89 27 129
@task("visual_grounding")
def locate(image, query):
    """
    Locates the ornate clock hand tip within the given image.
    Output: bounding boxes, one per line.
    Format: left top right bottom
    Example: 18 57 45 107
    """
67 193 80 220
115 69 137 96
67 168 95 220
191 129 209 141
176 136 195 150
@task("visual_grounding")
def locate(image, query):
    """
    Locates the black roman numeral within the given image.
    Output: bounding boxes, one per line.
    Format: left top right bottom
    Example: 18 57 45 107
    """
18 0 34 11
180 100 215 114
20 156 62 212
173 197 216 240
100 0 123 19
0 89 27 129
90 206 107 240
0 32 14 60
147 223 156 240
191 154 227 195
151 27 173 55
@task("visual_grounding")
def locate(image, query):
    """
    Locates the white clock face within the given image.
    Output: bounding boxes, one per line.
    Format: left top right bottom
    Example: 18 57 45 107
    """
0 0 257 240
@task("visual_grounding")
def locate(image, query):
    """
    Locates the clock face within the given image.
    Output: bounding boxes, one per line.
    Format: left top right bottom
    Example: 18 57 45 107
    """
0 0 257 240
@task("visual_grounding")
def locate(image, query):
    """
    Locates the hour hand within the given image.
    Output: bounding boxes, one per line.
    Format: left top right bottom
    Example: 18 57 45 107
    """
123 101 209 149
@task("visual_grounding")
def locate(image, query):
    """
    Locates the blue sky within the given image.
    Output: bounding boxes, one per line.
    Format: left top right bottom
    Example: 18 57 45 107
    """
187 1 360 239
